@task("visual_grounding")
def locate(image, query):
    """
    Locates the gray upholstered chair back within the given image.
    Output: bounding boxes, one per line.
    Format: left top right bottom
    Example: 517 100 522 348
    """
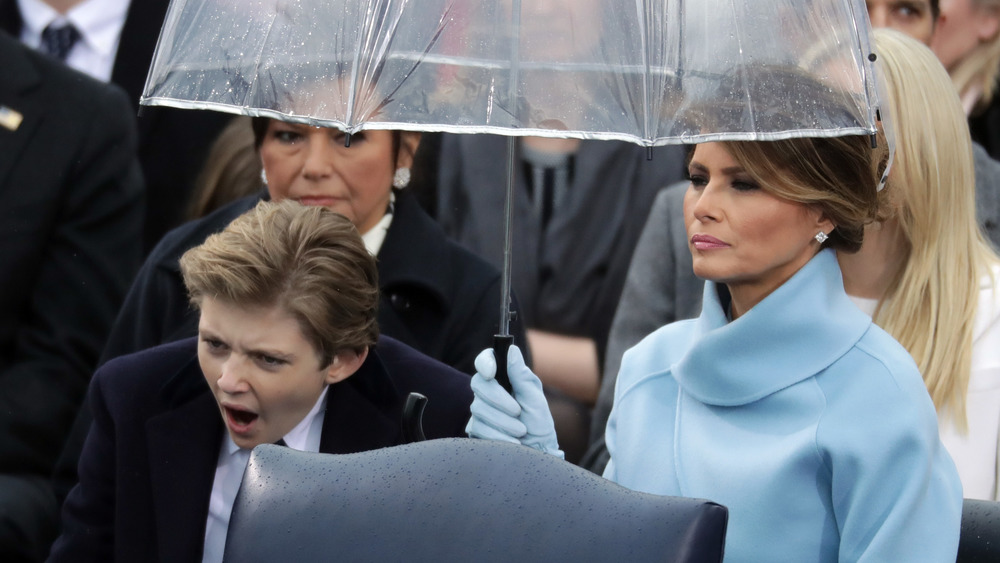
224 439 728 562
958 498 1000 562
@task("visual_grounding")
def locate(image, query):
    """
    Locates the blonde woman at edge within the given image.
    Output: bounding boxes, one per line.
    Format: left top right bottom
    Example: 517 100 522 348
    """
839 28 1000 500
931 0 1000 116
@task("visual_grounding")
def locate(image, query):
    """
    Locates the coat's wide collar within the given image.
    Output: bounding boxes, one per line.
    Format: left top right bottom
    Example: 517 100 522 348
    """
673 249 873 406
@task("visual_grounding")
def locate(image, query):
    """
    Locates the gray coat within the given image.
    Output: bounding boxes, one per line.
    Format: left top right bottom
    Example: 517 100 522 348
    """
974 143 1000 249
580 182 701 473
582 146 1000 474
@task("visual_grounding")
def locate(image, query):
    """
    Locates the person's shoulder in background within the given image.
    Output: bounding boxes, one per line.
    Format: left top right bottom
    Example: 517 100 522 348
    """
0 29 144 563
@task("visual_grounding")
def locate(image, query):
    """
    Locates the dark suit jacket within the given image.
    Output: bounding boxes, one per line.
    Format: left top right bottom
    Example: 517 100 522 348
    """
53 188 526 502
0 0 233 252
0 31 143 479
48 336 473 562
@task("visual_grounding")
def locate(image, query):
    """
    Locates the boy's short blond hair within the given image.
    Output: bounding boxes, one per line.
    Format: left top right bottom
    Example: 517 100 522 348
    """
180 199 379 366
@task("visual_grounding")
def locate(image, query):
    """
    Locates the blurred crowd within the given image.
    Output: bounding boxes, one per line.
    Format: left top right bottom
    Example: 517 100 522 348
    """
1 0 999 561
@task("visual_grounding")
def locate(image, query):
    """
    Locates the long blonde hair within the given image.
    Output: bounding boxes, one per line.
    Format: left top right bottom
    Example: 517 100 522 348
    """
874 29 1000 429
948 0 1000 110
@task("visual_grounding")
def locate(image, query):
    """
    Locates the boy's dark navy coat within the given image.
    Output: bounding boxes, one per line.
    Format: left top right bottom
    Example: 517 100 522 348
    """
48 336 473 562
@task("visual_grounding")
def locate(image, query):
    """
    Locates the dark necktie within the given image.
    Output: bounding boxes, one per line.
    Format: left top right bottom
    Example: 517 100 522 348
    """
40 22 81 61
523 157 574 231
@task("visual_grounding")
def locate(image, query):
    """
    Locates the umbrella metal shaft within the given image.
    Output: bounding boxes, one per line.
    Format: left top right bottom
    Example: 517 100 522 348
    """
493 0 521 392
498 134 516 337
491 136 517 393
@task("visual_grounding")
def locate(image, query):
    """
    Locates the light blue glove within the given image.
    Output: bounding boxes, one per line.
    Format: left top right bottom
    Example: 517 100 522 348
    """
465 345 564 459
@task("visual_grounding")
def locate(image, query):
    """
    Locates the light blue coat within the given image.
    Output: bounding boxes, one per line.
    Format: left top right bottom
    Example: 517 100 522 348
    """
604 250 962 562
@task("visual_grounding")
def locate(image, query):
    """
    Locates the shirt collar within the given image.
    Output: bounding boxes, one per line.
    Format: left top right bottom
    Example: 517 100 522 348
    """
223 385 329 456
360 191 395 256
962 82 984 116
17 0 129 57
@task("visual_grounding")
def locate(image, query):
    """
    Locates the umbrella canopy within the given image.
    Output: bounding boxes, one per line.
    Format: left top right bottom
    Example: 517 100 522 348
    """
141 0 884 145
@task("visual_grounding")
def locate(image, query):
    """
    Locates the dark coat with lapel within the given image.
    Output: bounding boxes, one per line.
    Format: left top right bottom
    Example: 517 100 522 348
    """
377 189 528 372
48 336 473 562
0 31 143 479
0 0 233 252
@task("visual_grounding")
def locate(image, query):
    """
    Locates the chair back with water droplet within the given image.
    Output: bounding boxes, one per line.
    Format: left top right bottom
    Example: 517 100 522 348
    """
224 439 728 562
959 498 1000 562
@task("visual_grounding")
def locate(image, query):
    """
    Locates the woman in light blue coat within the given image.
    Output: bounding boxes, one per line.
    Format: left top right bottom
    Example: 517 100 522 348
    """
467 119 963 559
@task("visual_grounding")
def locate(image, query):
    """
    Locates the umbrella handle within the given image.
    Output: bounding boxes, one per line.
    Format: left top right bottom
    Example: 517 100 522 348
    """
493 334 514 393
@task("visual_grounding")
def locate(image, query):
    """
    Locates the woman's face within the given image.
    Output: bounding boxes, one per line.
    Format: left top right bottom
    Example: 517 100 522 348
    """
260 122 417 234
198 297 364 450
931 0 1000 71
684 143 832 314
866 0 937 45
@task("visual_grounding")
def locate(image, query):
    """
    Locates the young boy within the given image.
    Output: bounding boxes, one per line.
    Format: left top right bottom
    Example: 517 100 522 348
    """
50 200 473 562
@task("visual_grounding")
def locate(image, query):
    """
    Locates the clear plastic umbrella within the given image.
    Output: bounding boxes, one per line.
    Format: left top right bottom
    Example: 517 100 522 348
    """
142 0 887 384
143 0 881 143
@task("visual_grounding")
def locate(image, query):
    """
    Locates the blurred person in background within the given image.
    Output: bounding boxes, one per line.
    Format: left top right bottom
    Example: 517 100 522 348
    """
0 0 233 252
185 117 263 221
931 0 1000 160
837 28 1000 500
0 30 143 562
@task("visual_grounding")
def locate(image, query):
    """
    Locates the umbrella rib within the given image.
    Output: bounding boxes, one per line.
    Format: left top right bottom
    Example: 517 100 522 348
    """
345 1 372 130
371 2 456 119
844 0 879 132
638 0 651 144
241 8 281 112
727 0 756 137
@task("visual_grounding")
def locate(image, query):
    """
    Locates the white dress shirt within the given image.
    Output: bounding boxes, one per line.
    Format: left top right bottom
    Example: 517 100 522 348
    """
17 0 130 81
850 267 1000 500
202 386 329 563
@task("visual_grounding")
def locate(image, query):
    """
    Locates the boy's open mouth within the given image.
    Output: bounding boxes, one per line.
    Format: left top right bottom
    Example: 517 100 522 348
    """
225 406 258 427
